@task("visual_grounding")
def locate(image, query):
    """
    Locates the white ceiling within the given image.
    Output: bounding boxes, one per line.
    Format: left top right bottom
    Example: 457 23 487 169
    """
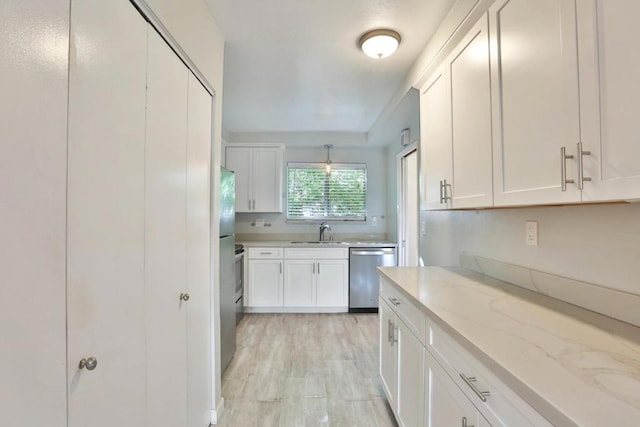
206 0 457 146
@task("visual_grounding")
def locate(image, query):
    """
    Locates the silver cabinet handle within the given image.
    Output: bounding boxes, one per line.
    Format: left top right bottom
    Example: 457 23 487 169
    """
79 356 98 371
389 297 400 306
439 180 444 204
313 262 315 274
460 373 490 402
260 252 272 255
388 319 393 343
279 262 282 274
252 199 256 210
560 146 575 191
317 262 320 275
577 142 591 190
462 416 474 427
248 199 252 210
180 293 190 301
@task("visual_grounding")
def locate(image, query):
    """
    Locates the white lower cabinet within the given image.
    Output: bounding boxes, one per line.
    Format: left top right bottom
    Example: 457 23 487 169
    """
379 293 425 427
379 277 551 427
247 248 284 307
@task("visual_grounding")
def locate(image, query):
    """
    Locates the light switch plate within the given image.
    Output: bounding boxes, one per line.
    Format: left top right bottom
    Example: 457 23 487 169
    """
526 221 538 246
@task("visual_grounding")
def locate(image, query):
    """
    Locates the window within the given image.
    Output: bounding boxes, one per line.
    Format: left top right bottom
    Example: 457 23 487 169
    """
287 162 367 221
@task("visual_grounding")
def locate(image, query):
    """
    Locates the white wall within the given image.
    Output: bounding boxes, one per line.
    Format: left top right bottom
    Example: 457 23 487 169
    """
420 202 640 296
234 146 388 240
0 1 69 425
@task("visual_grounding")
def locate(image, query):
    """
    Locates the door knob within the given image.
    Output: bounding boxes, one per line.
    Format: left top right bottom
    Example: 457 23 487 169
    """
180 293 190 301
79 356 98 371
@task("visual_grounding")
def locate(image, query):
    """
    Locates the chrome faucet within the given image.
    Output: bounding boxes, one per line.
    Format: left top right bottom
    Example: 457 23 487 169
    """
319 222 331 241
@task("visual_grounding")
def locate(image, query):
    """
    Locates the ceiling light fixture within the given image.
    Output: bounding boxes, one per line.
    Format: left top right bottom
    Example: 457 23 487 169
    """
358 29 401 59
325 144 333 174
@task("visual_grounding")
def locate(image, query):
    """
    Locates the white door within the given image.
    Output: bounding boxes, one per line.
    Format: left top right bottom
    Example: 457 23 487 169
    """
490 0 581 206
577 0 640 201
248 260 284 306
316 259 348 306
186 73 213 427
1 0 68 424
396 324 425 427
420 67 453 210
398 147 419 266
253 147 283 212
284 259 315 306
226 147 252 212
145 28 189 427
450 15 494 208
66 1 148 425
379 298 398 412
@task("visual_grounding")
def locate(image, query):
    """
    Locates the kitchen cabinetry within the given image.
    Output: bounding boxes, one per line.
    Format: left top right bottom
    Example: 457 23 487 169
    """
379 286 426 427
247 248 284 307
284 248 348 308
489 0 582 206
225 145 284 213
577 0 640 201
379 275 550 427
419 15 493 210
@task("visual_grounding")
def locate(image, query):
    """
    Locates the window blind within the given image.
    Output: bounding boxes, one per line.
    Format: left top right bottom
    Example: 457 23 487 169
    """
287 163 367 220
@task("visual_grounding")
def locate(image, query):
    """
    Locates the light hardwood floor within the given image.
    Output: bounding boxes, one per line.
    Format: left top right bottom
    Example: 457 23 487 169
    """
217 313 397 427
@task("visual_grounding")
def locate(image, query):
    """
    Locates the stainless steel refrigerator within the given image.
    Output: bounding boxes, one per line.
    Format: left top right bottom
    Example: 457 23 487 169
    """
219 167 236 373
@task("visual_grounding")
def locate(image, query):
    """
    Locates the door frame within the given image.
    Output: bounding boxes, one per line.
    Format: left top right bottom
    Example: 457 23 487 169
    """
396 143 418 267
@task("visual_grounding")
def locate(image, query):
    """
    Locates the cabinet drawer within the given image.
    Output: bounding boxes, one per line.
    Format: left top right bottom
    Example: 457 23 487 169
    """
428 321 551 427
248 247 283 259
284 248 348 259
380 278 426 346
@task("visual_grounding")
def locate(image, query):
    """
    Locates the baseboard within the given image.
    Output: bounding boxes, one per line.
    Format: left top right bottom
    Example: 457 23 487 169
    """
209 397 224 425
244 306 348 314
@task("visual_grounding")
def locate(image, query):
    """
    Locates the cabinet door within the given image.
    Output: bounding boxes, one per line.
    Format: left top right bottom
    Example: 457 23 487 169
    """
145 28 189 427
316 259 348 307
379 297 398 412
427 351 489 427
490 0 581 206
185 73 213 427
226 147 252 212
66 1 148 426
284 259 315 307
396 323 425 427
253 147 283 212
578 0 640 201
420 66 453 210
248 260 284 306
450 15 494 208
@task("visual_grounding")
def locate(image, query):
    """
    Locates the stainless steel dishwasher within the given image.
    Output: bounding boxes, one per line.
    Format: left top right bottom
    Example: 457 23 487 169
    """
349 246 397 312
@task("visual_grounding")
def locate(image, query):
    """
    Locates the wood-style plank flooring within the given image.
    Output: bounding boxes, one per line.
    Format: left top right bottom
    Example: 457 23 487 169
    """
217 313 397 427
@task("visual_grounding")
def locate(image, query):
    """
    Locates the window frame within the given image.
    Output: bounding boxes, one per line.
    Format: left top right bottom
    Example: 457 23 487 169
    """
286 162 368 222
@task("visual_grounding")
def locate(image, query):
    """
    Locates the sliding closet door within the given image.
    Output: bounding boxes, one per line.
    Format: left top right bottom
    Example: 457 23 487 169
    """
145 28 190 427
186 74 214 426
66 0 148 425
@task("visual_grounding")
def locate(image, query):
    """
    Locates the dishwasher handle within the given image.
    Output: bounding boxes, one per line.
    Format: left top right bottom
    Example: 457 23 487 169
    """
350 248 395 256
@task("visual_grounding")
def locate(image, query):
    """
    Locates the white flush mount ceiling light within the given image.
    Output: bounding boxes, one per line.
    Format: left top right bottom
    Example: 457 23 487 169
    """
358 29 401 59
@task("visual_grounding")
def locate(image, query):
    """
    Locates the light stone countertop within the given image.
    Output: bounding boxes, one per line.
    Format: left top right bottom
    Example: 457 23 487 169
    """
377 266 640 426
239 240 398 248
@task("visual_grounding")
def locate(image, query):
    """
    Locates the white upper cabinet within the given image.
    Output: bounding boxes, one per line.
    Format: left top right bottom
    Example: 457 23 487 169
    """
420 67 453 210
419 14 493 210
489 0 582 206
449 14 493 208
226 145 284 213
577 0 640 201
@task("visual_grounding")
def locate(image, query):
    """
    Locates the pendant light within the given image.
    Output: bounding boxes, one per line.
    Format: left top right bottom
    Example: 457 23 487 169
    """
325 144 333 174
359 29 401 59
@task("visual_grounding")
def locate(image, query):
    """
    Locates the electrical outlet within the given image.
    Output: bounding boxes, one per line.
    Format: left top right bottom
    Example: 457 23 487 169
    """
525 221 538 246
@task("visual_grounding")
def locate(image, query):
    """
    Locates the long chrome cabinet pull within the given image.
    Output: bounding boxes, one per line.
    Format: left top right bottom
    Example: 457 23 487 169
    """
317 262 320 275
388 319 393 343
439 180 444 204
577 142 591 190
462 416 474 427
248 199 252 210
560 146 575 191
460 373 491 402
279 262 282 274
